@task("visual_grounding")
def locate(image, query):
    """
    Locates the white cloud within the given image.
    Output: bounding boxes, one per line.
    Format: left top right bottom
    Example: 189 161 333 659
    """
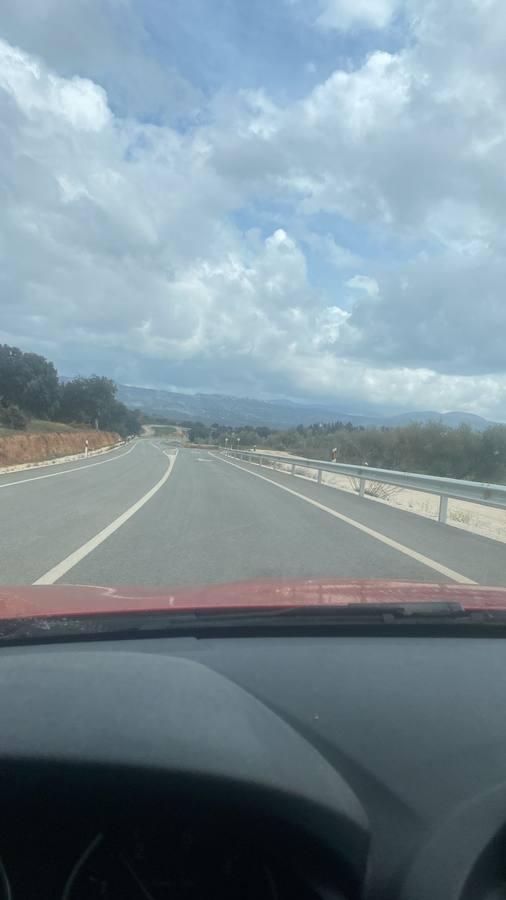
347 275 379 296
300 50 411 141
275 354 506 420
316 0 400 31
0 0 200 120
2 0 506 418
0 39 110 130
0 41 334 392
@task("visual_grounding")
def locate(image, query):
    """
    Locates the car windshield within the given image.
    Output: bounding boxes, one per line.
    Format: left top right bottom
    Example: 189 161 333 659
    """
0 0 505 618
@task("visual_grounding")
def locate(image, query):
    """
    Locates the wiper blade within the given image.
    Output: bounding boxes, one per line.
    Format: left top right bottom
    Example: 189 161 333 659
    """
217 601 468 619
3 600 506 645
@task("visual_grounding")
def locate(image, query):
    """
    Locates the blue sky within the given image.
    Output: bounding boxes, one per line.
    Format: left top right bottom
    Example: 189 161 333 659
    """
1 0 506 418
138 0 399 103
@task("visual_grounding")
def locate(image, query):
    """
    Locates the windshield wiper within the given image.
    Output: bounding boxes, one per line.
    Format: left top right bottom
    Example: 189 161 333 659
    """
1 601 506 644
205 601 468 619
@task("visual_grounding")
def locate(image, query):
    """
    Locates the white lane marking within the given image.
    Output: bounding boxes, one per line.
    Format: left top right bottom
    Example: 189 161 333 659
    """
210 453 476 585
33 450 178 585
0 441 139 490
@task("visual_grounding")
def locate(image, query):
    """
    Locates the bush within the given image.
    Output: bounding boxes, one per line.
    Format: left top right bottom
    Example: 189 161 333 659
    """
0 344 59 418
0 404 28 430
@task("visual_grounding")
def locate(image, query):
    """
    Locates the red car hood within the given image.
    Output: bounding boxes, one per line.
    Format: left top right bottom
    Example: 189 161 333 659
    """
1 580 506 621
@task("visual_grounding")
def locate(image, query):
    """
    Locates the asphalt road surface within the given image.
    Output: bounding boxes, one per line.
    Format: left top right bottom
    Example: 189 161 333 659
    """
1 440 505 587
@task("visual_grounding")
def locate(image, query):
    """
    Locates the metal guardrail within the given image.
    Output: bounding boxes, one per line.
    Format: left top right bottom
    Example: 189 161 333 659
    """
223 449 506 524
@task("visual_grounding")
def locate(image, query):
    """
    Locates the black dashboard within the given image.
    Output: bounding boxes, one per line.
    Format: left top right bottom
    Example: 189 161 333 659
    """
1 633 506 899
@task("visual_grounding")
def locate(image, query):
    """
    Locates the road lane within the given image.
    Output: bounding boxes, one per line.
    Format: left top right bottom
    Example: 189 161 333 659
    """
0 441 171 584
210 452 506 587
211 453 475 584
34 450 177 585
60 448 504 588
2 446 505 588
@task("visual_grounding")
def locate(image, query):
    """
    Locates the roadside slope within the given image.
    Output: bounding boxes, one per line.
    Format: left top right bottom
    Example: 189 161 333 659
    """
0 430 120 467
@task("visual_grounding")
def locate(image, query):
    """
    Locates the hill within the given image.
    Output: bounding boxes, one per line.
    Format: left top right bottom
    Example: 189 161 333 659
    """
116 384 494 431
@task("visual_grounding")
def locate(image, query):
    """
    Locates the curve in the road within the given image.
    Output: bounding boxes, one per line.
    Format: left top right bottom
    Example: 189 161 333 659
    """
33 450 178 585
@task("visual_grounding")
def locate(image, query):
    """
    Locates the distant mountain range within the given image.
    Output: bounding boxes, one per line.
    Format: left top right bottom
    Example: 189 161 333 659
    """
116 384 495 431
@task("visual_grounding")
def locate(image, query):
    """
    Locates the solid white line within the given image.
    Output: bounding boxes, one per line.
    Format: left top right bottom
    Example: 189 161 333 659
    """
33 450 178 585
0 441 139 490
210 453 476 585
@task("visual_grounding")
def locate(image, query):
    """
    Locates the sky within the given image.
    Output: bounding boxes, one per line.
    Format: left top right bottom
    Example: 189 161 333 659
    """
1 0 506 418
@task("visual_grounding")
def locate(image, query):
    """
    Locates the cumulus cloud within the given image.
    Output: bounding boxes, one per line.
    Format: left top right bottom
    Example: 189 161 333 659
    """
0 0 200 120
0 41 345 399
0 40 110 130
316 0 400 32
200 3 506 402
2 1 506 418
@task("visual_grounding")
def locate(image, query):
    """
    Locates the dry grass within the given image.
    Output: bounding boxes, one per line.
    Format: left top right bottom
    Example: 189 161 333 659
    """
0 419 81 437
346 476 402 500
150 425 177 436
0 430 120 467
28 419 80 433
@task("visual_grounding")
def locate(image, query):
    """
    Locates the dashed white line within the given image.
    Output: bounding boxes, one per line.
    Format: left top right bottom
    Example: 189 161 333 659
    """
0 441 139 490
210 453 476 585
33 451 178 585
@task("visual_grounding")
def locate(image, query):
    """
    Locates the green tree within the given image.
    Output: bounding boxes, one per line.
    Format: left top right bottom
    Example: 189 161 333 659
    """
59 376 118 427
58 376 141 436
0 344 59 418
103 400 142 437
476 426 506 482
189 422 210 442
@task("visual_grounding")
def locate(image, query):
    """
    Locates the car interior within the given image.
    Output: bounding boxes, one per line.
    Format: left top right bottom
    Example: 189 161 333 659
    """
1 625 506 899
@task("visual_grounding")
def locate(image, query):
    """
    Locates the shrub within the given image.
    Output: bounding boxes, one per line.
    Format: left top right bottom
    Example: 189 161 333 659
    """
0 404 28 430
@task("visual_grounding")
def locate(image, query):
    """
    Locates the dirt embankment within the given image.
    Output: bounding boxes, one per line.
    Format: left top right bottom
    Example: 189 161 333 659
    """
0 430 121 467
182 442 216 449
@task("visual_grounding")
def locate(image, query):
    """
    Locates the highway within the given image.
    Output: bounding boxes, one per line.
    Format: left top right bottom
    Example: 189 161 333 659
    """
1 439 505 587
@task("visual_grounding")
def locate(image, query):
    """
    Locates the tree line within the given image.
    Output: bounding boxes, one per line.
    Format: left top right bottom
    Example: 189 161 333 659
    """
4 342 504 481
186 420 506 483
0 344 142 437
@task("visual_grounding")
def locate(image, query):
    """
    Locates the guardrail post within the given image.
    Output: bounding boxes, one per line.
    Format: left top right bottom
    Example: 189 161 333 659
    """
438 495 449 524
216 452 506 516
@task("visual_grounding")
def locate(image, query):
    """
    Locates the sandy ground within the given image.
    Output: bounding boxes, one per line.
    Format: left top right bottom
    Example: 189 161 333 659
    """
248 449 506 545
